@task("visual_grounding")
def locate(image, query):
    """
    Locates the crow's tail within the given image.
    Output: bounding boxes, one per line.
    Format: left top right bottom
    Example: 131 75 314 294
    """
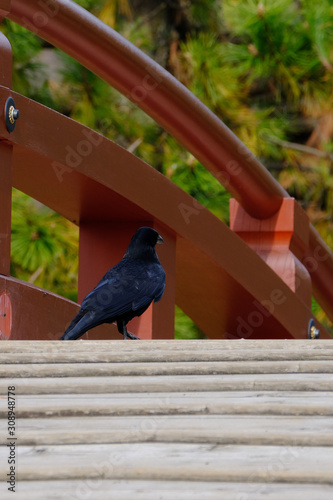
60 310 94 341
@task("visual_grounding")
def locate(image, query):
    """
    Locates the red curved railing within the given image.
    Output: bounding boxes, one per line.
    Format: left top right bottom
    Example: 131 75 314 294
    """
1 0 332 336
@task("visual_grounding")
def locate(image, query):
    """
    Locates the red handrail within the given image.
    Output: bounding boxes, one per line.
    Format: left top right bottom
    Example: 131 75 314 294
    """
6 0 333 323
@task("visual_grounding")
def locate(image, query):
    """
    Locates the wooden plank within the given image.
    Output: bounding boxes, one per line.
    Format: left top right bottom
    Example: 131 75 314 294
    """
1 414 333 447
1 391 333 418
3 338 332 351
2 480 333 500
4 350 333 363
0 443 333 483
1 360 333 378
1 373 333 395
0 348 333 364
1 340 333 364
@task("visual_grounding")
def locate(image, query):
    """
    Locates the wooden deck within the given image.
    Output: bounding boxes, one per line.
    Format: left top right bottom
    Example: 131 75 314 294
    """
1 339 333 499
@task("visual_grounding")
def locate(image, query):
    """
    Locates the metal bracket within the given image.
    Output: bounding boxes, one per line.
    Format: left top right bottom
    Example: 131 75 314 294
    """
308 318 320 339
4 97 19 132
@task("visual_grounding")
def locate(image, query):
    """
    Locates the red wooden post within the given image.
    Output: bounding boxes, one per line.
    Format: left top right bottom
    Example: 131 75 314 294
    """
0 141 13 277
230 197 312 307
78 221 175 339
0 9 13 277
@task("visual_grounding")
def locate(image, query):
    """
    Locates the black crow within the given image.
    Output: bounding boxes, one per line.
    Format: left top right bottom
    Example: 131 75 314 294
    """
60 227 165 341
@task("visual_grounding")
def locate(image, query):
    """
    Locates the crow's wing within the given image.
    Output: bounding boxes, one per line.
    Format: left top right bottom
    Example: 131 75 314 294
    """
80 260 165 321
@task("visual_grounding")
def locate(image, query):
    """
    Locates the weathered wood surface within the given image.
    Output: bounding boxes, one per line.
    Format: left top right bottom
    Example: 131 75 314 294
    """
1 414 333 446
1 392 333 417
3 359 333 376
1 339 333 499
0 442 332 482
2 373 333 394
2 481 333 500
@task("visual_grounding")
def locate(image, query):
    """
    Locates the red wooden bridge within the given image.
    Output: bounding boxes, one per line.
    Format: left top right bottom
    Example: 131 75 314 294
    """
1 2 333 499
0 0 332 340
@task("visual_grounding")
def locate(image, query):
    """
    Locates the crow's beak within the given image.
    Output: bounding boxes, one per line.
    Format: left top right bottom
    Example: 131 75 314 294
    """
157 234 164 244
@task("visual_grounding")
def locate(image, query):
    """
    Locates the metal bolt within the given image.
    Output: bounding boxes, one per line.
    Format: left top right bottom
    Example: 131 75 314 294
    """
5 97 20 132
308 318 320 339
8 105 19 124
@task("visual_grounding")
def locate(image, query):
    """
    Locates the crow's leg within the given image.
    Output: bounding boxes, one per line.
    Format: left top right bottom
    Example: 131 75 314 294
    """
127 331 140 340
117 320 128 340
116 320 140 340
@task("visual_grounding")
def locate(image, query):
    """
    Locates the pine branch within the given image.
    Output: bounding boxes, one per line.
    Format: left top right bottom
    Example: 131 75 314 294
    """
136 3 167 29
266 135 333 161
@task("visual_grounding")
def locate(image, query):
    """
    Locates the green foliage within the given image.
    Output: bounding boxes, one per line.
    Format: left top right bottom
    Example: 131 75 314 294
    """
11 190 79 302
165 144 231 222
223 0 332 104
1 20 44 97
174 306 207 339
180 33 244 115
183 0 224 34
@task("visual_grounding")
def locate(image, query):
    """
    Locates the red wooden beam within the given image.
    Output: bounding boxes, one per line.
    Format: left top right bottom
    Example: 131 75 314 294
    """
0 24 12 276
0 142 12 276
230 198 312 307
0 274 85 340
305 227 333 324
0 0 10 21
